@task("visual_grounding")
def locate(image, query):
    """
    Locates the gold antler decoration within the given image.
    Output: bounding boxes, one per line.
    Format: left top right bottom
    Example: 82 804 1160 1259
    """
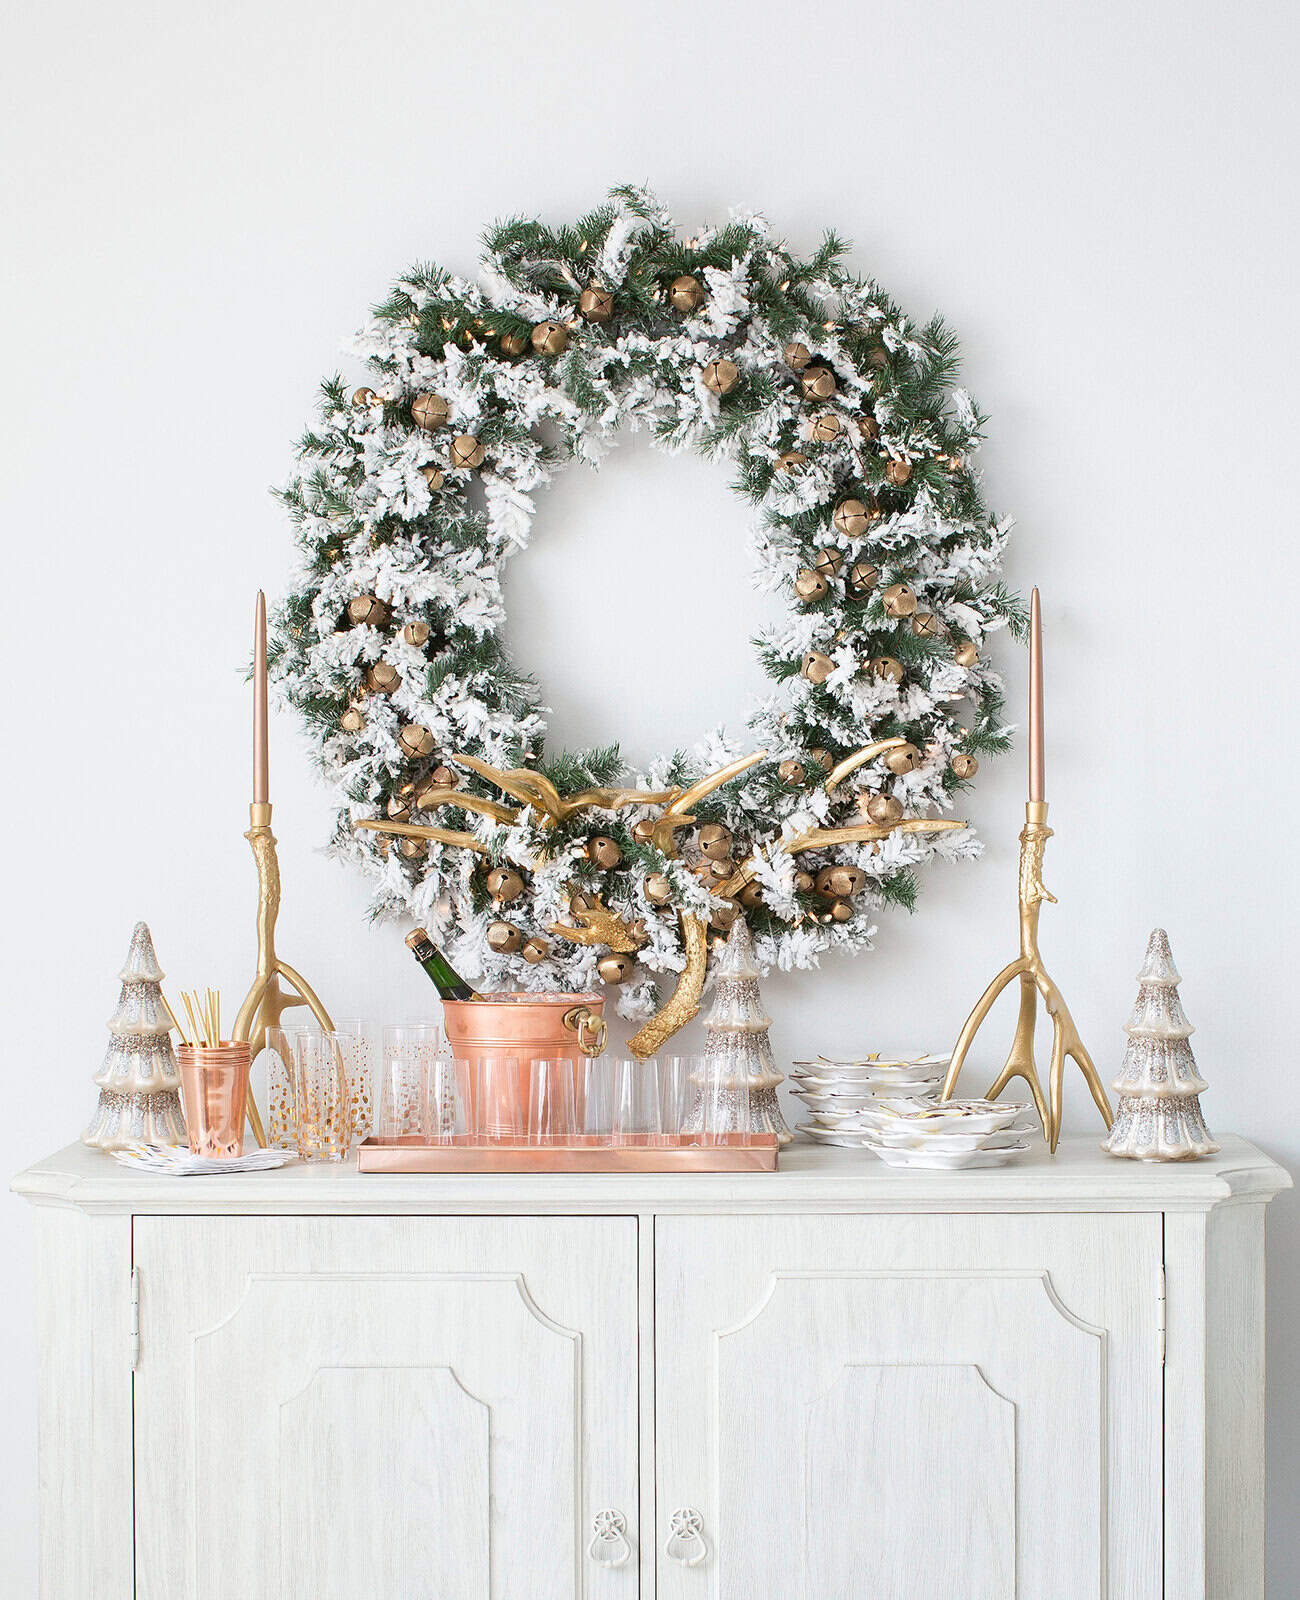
823 738 908 793
714 817 968 899
549 895 646 953
449 754 677 826
354 818 489 855
625 750 769 1057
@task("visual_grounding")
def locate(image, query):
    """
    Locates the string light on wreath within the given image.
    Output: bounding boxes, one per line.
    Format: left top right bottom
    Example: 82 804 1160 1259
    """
272 187 1018 1043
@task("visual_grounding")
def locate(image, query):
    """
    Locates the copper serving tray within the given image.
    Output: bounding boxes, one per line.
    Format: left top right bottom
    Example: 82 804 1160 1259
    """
356 1133 779 1173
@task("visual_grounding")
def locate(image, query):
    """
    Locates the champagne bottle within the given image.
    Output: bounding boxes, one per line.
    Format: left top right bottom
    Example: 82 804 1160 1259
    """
405 929 476 1001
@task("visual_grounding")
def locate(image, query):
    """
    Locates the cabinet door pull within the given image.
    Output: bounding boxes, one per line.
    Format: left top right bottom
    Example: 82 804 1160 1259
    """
588 1508 632 1568
665 1507 708 1566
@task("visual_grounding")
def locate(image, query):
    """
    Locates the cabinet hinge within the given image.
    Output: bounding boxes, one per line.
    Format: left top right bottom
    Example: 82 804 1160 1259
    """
1156 1262 1166 1367
129 1266 140 1371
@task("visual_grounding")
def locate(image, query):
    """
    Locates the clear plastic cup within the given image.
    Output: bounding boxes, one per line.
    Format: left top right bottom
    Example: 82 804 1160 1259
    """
528 1057 578 1144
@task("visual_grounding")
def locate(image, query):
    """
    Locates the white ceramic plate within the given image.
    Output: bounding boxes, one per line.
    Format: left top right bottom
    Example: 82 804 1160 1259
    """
865 1141 1031 1170
866 1100 1032 1136
797 1123 876 1147
867 1126 1034 1153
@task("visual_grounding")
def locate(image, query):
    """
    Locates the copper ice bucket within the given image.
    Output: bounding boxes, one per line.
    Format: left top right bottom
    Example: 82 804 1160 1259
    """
442 992 607 1136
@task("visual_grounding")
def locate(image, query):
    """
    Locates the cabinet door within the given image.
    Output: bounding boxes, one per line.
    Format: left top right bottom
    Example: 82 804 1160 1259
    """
655 1212 1161 1600
134 1215 639 1600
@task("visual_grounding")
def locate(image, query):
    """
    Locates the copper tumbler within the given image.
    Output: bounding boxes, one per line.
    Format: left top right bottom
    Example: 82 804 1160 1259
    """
177 1042 251 1158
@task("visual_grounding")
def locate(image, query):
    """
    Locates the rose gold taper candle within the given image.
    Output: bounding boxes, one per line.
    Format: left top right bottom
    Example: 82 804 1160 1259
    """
1028 586 1044 803
253 590 269 806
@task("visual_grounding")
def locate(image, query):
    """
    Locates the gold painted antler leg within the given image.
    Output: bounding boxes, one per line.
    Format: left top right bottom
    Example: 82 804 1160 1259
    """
941 957 1027 1100
984 974 1051 1139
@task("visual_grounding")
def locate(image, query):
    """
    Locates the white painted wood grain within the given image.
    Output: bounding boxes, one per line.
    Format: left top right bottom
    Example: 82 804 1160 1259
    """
655 1212 1163 1600
132 1216 639 1600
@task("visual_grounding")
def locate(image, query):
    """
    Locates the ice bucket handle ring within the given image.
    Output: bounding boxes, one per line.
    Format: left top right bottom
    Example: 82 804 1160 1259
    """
564 1005 608 1057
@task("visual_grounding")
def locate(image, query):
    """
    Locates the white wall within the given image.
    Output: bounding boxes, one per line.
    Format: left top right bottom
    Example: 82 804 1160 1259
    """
3 0 1296 1589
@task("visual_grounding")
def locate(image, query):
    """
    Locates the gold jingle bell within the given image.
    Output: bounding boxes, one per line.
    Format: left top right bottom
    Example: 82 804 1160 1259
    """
783 341 812 370
710 900 741 932
776 450 809 472
885 457 913 486
954 638 979 668
386 793 412 822
403 619 431 648
598 952 635 984
339 704 365 734
352 386 377 408
421 465 444 492
857 413 880 442
645 873 674 906
487 920 522 954
449 434 486 470
737 881 764 910
410 392 450 431
531 320 570 356
521 936 549 964
816 864 866 900
398 836 426 861
365 661 401 694
697 823 733 861
911 611 941 638
801 365 837 401
800 650 835 685
347 593 390 628
808 747 834 773
587 835 623 869
397 723 435 759
632 817 656 844
813 547 843 579
570 890 601 914
951 751 979 779
833 498 873 538
486 866 526 904
499 331 529 356
863 792 904 825
415 768 457 806
849 560 880 594
702 358 740 395
810 412 842 442
829 898 853 923
579 287 614 322
669 274 705 312
778 759 806 786
885 742 923 775
867 656 904 683
795 568 829 603
881 582 917 618
793 870 816 893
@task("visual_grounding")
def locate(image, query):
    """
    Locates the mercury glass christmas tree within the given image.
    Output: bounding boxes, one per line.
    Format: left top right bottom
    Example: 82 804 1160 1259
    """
1102 928 1218 1162
83 921 188 1150
685 917 792 1145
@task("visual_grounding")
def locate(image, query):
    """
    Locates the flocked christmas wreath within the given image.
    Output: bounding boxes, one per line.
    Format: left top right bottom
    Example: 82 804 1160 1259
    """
272 186 1020 1053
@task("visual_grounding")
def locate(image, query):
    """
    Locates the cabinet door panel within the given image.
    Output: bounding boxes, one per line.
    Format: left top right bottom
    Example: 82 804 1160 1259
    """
655 1213 1161 1600
134 1216 638 1600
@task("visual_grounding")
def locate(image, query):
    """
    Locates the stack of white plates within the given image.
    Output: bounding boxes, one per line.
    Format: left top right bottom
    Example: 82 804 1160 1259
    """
861 1099 1036 1169
791 1054 950 1147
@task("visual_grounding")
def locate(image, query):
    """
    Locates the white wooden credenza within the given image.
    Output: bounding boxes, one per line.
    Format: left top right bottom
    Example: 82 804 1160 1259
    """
13 1134 1289 1599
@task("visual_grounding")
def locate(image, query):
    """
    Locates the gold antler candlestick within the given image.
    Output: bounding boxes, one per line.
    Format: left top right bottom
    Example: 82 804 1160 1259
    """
941 590 1113 1152
231 593 335 1141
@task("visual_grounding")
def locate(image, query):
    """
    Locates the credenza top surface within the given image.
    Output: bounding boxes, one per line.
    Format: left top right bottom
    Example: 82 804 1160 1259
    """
10 1134 1290 1216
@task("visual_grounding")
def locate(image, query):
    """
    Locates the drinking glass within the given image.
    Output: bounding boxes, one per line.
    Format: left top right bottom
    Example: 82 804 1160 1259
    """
377 1025 436 1140
292 1033 350 1161
260 1026 307 1151
475 1055 523 1140
658 1055 697 1141
584 1056 615 1139
528 1057 578 1144
612 1058 662 1142
693 1056 755 1144
427 1053 469 1142
332 1018 377 1143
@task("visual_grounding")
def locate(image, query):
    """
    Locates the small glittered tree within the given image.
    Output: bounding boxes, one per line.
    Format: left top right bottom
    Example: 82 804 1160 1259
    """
685 916 792 1145
1102 928 1218 1162
83 922 188 1150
